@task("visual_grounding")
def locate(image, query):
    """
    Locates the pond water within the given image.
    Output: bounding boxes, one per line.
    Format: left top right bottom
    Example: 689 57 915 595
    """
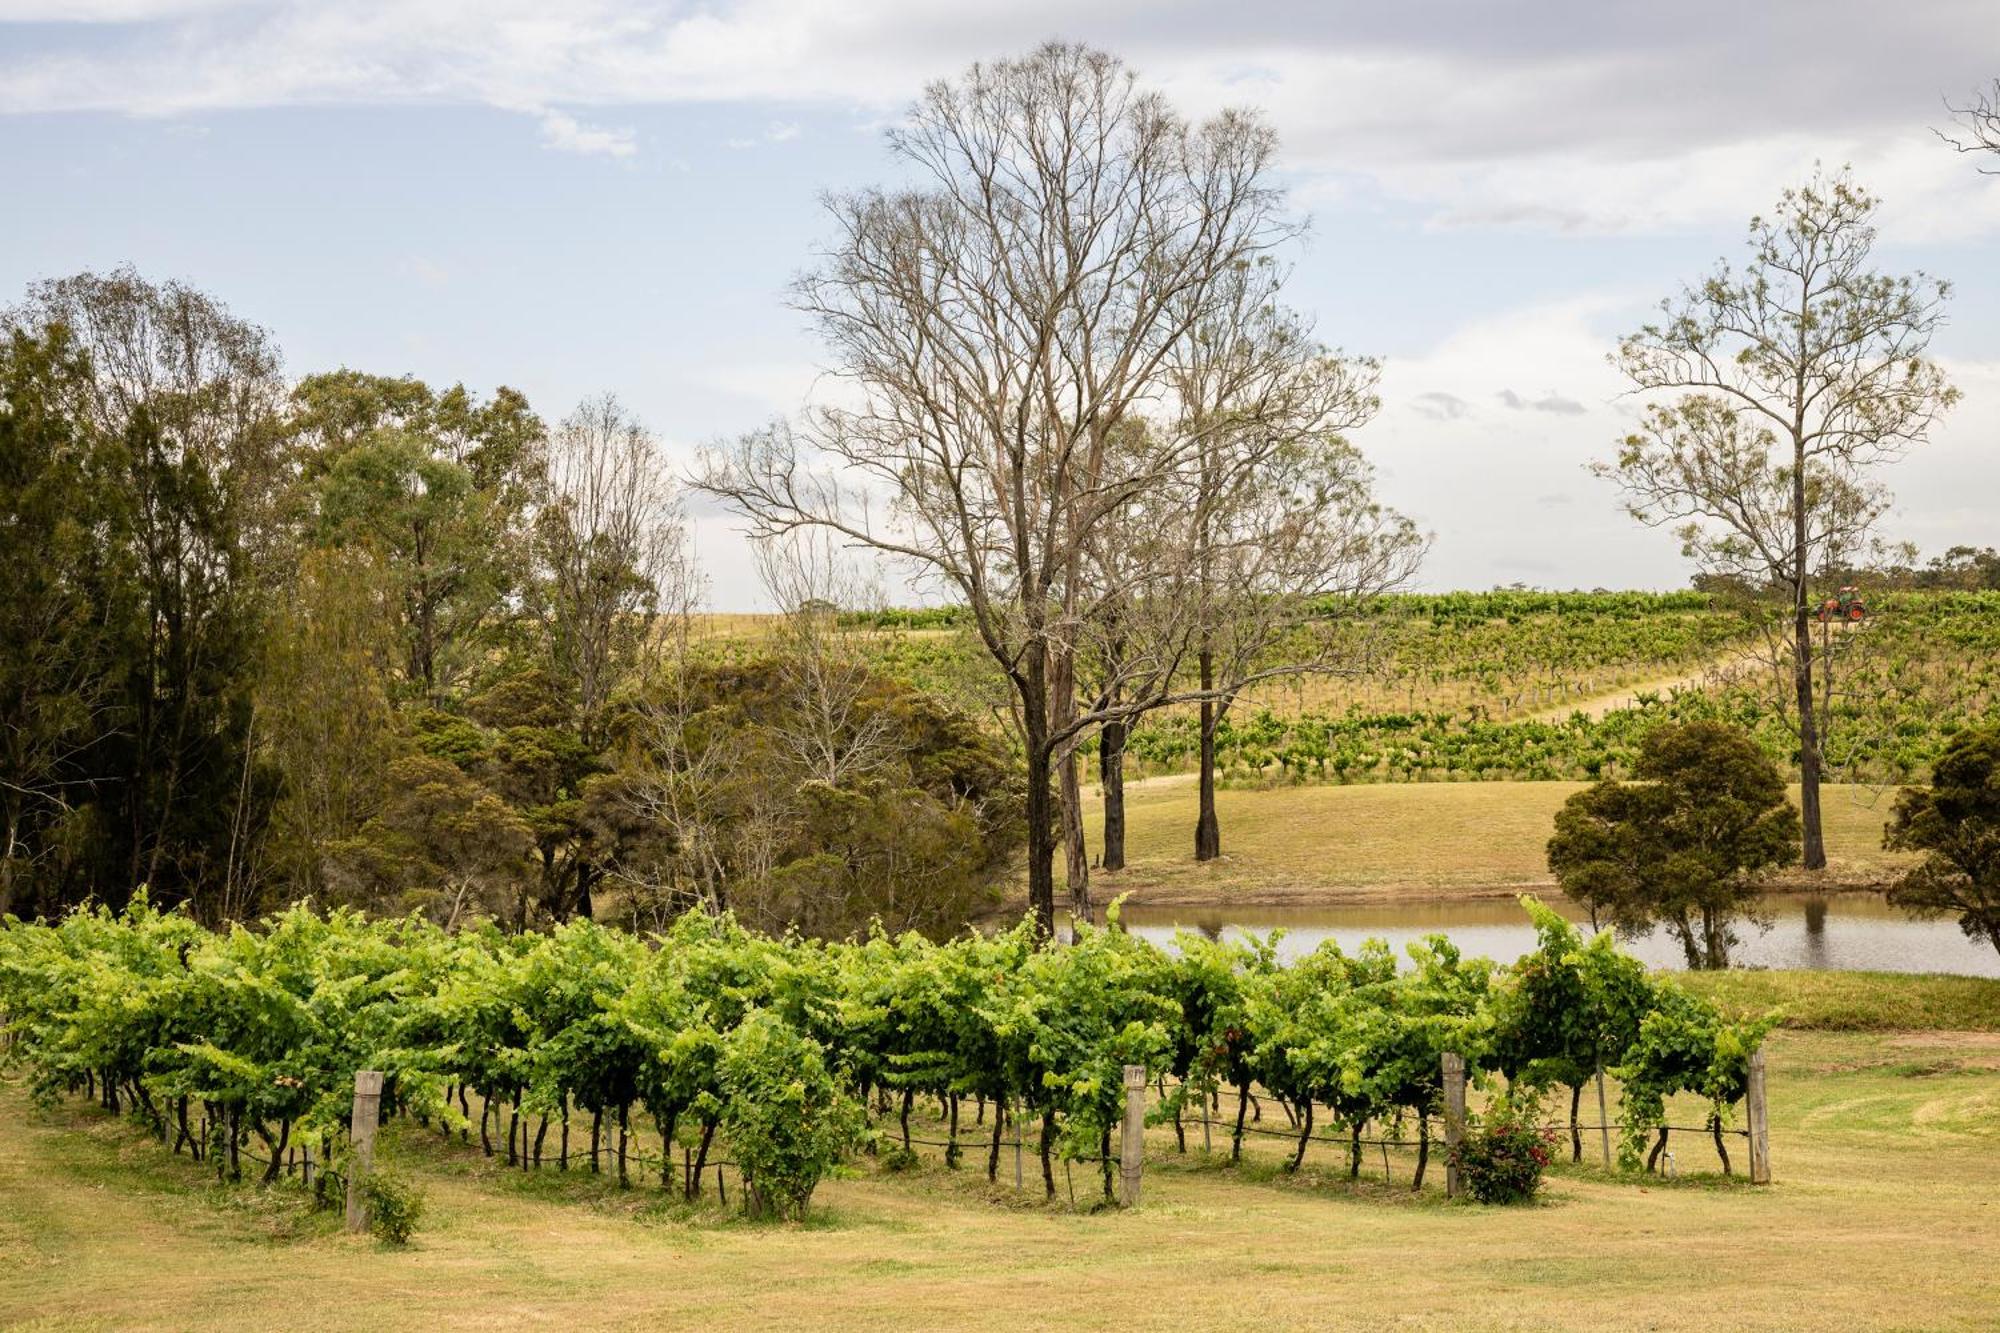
1118 893 2000 977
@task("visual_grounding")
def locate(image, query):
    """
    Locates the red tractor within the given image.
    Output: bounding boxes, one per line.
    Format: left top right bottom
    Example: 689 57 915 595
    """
1817 586 1865 624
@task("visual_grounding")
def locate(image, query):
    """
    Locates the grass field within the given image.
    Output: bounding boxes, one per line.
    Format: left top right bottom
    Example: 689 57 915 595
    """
1072 779 1909 906
3 1019 1997 1330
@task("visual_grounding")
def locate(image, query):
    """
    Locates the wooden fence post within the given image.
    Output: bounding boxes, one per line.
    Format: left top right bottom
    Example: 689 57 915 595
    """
1012 1099 1023 1190
344 1069 385 1233
1746 1046 1771 1185
1120 1065 1145 1208
1442 1053 1466 1199
1595 1066 1613 1170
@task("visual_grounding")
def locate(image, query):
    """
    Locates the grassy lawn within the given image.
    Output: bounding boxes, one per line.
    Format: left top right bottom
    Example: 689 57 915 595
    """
1681 970 2000 1031
3 1022 1997 1330
1077 780 1909 906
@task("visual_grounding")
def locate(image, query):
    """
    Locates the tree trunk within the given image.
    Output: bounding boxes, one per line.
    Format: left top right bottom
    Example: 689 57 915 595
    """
987 1100 1005 1183
261 1118 289 1186
1570 1084 1583 1163
1053 647 1091 928
1702 907 1730 969
1710 1112 1732 1176
1099 717 1127 872
1231 1080 1249 1162
1195 649 1220 862
1413 1112 1429 1191
1793 454 1827 870
1024 692 1057 939
1039 1108 1056 1198
688 1120 714 1200
1289 1099 1313 1172
1672 915 1704 970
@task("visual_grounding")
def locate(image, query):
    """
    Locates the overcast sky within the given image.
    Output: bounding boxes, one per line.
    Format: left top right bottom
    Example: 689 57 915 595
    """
4 1 1998 607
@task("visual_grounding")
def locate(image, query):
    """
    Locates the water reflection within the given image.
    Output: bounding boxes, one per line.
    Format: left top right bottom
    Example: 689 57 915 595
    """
1119 893 2000 977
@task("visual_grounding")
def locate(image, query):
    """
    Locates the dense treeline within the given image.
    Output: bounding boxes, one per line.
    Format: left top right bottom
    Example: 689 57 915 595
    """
0 894 1772 1218
0 270 1021 934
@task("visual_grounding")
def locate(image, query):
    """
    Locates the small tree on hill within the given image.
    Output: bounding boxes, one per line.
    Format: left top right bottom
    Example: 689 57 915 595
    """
1883 724 2000 959
1548 721 1800 969
1600 170 1957 871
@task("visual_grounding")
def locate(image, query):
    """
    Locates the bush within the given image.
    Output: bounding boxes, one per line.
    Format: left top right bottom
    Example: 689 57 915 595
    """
1451 1104 1556 1205
717 1010 862 1221
361 1167 425 1245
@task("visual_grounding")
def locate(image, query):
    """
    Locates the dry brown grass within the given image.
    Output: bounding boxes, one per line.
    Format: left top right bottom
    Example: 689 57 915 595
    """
1065 780 1910 908
3 1026 1995 1330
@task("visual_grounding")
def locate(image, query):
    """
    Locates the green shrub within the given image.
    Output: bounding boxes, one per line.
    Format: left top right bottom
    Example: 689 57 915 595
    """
1451 1102 1556 1204
361 1167 425 1245
718 1011 862 1221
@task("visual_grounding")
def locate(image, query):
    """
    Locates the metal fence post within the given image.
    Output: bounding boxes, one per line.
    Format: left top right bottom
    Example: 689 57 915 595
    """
1120 1064 1145 1208
1746 1046 1771 1184
1442 1053 1466 1199
344 1069 385 1233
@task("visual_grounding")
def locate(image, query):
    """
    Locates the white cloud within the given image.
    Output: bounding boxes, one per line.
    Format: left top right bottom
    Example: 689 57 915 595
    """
3 1 1995 234
726 119 804 149
1363 299 2000 592
534 107 636 158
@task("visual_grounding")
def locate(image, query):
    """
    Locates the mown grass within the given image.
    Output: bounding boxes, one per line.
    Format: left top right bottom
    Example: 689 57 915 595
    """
2 1024 1996 1330
1074 779 1907 905
1681 969 2000 1031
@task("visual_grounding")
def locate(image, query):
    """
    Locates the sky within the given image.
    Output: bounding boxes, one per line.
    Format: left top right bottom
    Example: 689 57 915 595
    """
3 1 1998 608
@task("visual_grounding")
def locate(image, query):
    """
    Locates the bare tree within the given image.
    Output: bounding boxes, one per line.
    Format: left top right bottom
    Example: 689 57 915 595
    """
1938 80 2000 168
600 552 746 925
529 394 690 918
754 533 901 787
1600 169 1958 869
534 395 687 748
698 44 1313 936
1168 259 1424 863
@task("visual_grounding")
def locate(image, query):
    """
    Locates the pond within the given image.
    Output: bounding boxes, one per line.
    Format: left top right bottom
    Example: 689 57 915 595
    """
1119 893 2000 978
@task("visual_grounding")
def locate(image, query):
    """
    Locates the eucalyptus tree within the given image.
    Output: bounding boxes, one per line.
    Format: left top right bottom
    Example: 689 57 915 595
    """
701 43 1359 935
0 326 123 918
7 268 289 914
1600 170 1957 868
512 395 690 921
298 372 544 707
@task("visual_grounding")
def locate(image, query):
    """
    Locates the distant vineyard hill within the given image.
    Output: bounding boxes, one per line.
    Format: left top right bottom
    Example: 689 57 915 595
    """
704 590 2000 788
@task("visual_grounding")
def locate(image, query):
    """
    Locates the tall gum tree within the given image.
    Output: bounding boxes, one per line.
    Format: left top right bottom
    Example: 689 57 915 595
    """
1600 170 1957 870
1167 259 1421 864
699 43 1311 937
